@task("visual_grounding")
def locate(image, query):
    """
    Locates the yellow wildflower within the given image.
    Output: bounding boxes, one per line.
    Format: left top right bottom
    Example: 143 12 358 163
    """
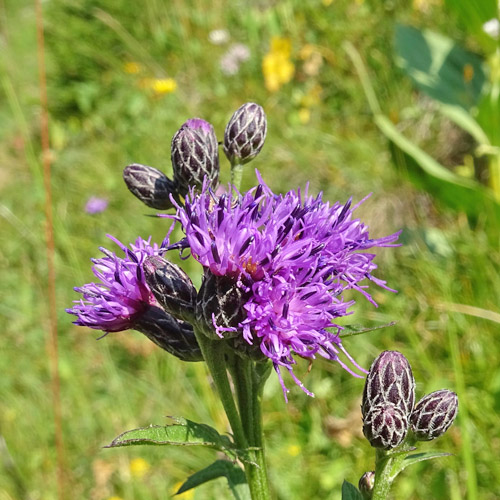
107 497 123 500
262 37 295 92
129 457 150 478
149 77 177 95
287 444 301 457
172 481 195 499
123 62 142 74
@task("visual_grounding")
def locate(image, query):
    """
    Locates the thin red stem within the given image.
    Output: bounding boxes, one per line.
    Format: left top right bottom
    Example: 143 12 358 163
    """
35 1 66 498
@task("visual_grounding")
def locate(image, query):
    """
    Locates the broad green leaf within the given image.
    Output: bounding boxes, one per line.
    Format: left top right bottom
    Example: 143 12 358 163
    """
338 322 396 338
345 39 500 223
176 460 250 500
341 480 364 500
394 25 486 110
105 417 250 462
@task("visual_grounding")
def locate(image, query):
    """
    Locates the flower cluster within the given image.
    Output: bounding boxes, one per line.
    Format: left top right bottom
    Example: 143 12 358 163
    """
362 351 458 449
170 174 400 398
68 102 401 399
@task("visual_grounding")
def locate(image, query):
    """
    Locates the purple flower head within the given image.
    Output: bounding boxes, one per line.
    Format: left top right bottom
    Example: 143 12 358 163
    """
185 118 213 134
169 172 401 399
67 235 167 332
85 196 108 214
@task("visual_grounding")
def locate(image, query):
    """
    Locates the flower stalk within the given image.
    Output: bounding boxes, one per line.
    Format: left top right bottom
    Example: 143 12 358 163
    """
194 328 272 500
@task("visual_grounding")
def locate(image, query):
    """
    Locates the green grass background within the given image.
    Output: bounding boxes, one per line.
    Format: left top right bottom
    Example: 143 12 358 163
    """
1 0 499 499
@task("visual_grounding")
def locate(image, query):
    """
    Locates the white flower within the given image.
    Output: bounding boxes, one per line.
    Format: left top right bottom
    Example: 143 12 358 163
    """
482 18 500 39
208 29 230 45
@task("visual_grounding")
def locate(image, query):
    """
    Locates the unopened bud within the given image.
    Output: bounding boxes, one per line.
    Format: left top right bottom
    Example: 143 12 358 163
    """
362 350 415 418
358 471 375 500
143 255 197 322
362 403 408 450
223 102 267 164
134 305 203 362
171 118 219 196
410 390 458 441
123 163 176 210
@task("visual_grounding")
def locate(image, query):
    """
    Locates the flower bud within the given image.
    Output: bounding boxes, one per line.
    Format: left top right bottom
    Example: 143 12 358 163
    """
223 102 267 164
143 255 197 322
123 163 176 210
195 270 248 339
362 403 409 450
358 471 375 500
362 350 415 418
134 305 203 362
171 118 219 196
410 389 458 441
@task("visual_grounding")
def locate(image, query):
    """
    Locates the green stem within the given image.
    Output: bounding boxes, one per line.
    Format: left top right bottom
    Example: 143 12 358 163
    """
192 327 247 450
228 355 254 441
228 357 272 500
372 450 393 500
372 440 415 500
231 161 244 191
244 362 272 500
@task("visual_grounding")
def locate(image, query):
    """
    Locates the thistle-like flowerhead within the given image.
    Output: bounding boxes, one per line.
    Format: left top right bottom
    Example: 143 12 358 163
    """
410 389 458 441
169 173 401 399
123 163 176 210
66 235 202 362
362 403 409 450
223 102 267 165
362 350 415 418
67 236 163 332
171 118 219 196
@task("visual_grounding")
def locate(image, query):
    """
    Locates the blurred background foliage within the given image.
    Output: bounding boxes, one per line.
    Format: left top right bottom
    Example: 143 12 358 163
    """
0 0 499 499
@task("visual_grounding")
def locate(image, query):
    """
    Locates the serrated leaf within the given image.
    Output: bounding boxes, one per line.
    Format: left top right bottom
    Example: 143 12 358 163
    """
176 460 250 500
105 417 251 462
341 480 364 500
338 322 397 338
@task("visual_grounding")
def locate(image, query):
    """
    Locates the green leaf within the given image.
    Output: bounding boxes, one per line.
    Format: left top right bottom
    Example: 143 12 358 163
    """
345 39 500 223
105 417 251 463
176 460 250 500
395 451 452 474
338 322 397 338
341 480 364 500
394 24 486 110
375 114 500 220
439 104 490 146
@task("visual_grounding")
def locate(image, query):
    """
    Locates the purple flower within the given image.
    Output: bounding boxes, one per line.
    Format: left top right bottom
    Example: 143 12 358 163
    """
67 235 165 332
67 234 203 361
85 196 108 214
170 173 401 398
